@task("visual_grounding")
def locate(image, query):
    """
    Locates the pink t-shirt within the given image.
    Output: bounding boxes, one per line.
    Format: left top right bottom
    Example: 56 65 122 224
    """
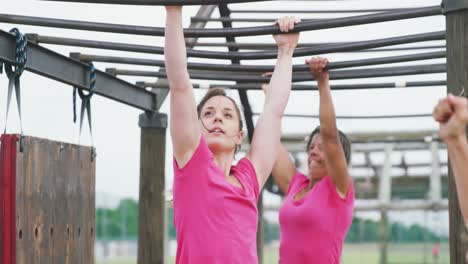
173 136 260 264
279 172 354 264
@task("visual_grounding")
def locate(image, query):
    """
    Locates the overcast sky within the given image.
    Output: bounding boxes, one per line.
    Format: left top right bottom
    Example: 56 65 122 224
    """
1 1 448 231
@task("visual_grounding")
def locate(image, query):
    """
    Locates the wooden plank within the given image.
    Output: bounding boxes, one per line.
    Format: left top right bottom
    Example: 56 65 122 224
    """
138 113 167 264
445 7 468 264
12 136 95 264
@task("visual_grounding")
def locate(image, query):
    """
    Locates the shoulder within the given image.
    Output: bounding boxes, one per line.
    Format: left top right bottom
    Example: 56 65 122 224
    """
322 176 355 204
173 135 212 172
232 157 259 197
285 172 308 195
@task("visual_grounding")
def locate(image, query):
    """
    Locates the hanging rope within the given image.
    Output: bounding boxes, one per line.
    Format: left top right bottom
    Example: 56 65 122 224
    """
3 28 28 139
73 62 96 157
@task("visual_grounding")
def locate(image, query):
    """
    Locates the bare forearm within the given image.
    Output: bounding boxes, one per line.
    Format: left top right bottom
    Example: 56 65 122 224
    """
318 78 339 140
446 135 468 223
164 9 190 89
264 48 294 116
271 142 296 194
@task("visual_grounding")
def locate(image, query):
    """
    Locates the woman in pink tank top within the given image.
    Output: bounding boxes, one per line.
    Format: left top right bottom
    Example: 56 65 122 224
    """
164 6 300 264
264 57 354 264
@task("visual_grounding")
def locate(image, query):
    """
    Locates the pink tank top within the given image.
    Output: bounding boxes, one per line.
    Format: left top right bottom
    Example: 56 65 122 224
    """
173 136 260 264
279 173 354 264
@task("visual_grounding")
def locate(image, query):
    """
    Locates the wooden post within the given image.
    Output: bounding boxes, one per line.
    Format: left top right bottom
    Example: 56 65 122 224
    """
443 1 468 263
137 112 167 264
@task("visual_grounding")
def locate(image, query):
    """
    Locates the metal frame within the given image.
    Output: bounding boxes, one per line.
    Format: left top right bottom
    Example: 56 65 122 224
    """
27 31 445 60
76 51 446 72
229 8 418 14
0 6 441 38
0 30 157 111
137 80 447 90
257 113 433 119
108 63 447 82
190 42 446 51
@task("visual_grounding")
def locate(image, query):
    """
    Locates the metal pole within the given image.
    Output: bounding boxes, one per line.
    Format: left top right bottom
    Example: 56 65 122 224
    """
0 7 442 38
109 63 447 82
230 7 418 14
191 42 446 51
137 80 446 91
28 31 445 60
77 51 446 72
255 113 433 119
190 17 319 23
378 144 393 264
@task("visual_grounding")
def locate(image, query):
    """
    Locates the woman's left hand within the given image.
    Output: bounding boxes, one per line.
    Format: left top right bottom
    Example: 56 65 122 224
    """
273 16 301 52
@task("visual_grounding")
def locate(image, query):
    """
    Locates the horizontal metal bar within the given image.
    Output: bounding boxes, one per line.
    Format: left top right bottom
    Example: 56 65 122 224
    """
137 80 446 90
191 17 276 23
191 41 443 48
230 8 418 14
192 42 446 51
264 200 449 211
0 6 442 38
78 51 446 73
190 17 319 23
0 30 156 111
255 113 433 119
30 31 446 60
41 0 269 5
112 63 447 82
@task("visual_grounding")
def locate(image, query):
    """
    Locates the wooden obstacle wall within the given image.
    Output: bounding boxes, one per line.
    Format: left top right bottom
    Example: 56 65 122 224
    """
1 135 95 264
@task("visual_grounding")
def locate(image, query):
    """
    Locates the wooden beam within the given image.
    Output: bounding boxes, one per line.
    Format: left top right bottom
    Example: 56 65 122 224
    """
137 112 167 264
444 3 468 263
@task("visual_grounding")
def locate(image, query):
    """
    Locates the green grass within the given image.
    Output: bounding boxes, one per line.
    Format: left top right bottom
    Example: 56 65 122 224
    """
95 242 450 264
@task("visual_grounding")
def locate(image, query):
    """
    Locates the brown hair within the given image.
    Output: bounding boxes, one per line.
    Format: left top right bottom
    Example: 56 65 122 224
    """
196 87 243 132
306 126 352 164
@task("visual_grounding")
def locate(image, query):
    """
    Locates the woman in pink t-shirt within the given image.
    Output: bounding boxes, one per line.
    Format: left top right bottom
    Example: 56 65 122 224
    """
164 6 300 264
265 58 354 264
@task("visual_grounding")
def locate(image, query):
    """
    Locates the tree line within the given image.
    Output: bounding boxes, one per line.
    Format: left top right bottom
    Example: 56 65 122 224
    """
96 199 446 243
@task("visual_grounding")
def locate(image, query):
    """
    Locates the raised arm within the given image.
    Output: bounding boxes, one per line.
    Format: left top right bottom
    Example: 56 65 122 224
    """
433 94 468 225
309 57 351 197
164 7 200 167
260 79 297 194
248 17 300 189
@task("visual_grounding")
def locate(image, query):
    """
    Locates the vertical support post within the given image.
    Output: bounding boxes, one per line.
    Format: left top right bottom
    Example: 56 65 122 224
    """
443 2 468 263
379 211 389 264
137 112 167 264
378 143 393 264
429 140 442 202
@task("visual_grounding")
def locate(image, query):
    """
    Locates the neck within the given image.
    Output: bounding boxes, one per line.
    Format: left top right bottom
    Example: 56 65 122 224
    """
308 178 322 189
212 151 235 177
308 171 325 188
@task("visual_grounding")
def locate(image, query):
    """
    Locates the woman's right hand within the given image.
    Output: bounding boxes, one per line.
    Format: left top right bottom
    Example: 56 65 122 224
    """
306 57 329 83
433 94 468 142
